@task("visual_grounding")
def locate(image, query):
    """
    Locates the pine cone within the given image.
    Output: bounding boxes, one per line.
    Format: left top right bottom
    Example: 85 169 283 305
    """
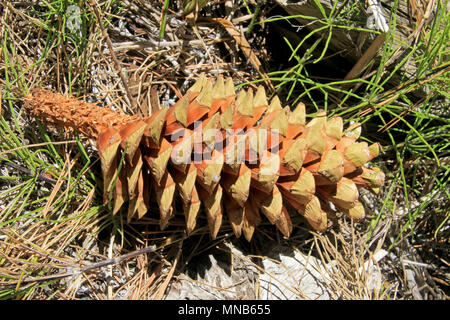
24 76 385 241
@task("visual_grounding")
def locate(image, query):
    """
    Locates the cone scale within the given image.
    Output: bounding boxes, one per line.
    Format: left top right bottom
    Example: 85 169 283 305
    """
24 76 385 241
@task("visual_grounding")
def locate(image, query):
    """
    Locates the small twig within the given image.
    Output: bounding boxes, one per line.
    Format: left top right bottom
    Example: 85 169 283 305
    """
79 245 158 273
1 160 57 184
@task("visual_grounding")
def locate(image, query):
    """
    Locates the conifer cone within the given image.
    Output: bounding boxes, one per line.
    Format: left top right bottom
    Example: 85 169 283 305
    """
25 76 385 241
